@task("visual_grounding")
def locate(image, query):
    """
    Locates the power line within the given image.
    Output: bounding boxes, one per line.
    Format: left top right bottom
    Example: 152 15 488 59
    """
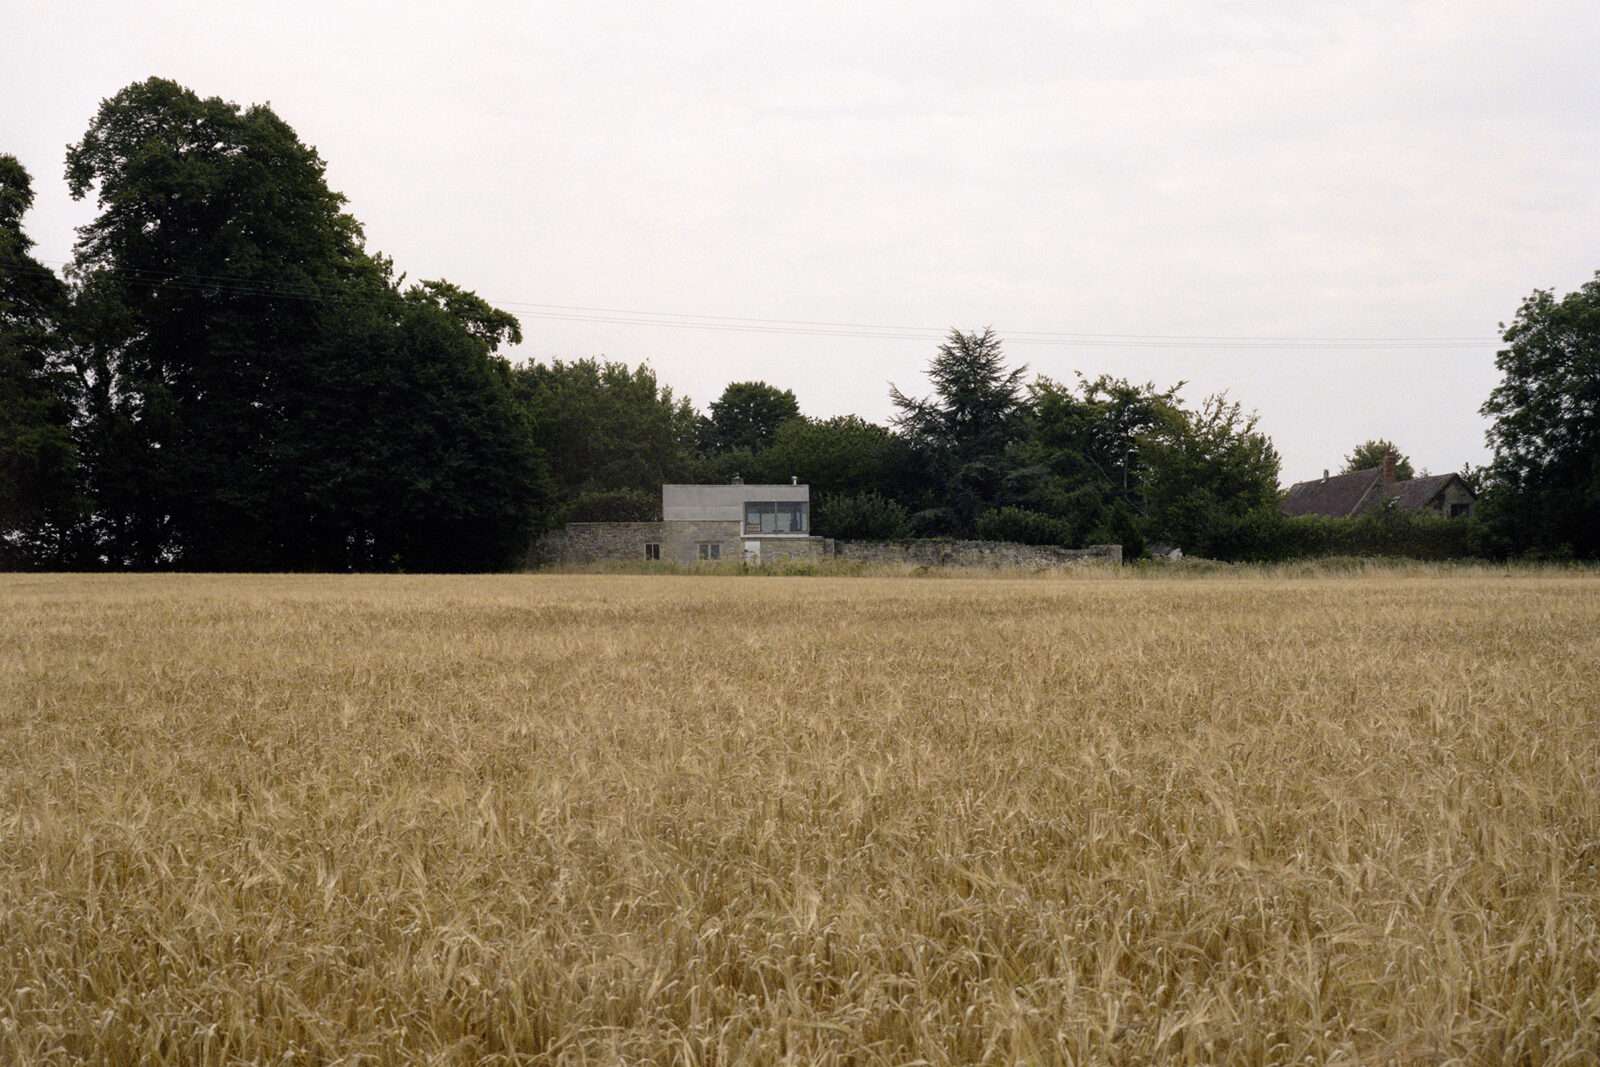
22 258 1500 350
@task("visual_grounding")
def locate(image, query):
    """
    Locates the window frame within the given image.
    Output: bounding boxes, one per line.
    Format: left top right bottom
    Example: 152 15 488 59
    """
742 500 808 535
644 542 661 560
697 541 721 561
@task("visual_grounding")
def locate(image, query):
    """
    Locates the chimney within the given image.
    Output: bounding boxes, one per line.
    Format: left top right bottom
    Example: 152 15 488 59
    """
1322 469 1329 484
731 473 742 486
1381 449 1396 486
790 475 798 486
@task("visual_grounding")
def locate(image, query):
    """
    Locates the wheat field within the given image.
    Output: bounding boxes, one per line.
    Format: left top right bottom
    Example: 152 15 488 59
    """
2 571 1598 1065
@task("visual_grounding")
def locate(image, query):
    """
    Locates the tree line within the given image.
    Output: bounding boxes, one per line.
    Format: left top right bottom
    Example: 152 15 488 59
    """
3 79 1597 569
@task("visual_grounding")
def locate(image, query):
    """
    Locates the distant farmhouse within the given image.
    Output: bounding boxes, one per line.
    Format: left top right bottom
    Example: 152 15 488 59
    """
547 478 830 566
1281 453 1476 520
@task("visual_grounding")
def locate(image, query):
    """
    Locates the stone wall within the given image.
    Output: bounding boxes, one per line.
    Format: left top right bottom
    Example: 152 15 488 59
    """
750 536 831 563
835 539 1121 569
530 521 743 566
529 522 1121 570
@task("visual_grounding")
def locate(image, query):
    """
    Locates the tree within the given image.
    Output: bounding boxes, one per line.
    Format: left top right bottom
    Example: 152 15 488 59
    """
62 78 547 570
890 328 1028 532
811 491 911 540
749 415 917 499
1005 374 1184 547
0 155 79 566
891 327 1027 462
701 381 799 454
1478 273 1600 558
1341 439 1414 480
1141 393 1282 558
512 358 700 502
63 78 368 567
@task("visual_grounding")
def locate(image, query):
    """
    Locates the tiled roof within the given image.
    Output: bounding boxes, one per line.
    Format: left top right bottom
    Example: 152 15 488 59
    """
1281 468 1474 518
1281 468 1383 518
1386 473 1460 510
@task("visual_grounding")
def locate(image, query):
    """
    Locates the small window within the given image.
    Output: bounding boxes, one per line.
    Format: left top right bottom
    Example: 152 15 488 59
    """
697 542 721 561
1449 503 1470 519
644 543 661 560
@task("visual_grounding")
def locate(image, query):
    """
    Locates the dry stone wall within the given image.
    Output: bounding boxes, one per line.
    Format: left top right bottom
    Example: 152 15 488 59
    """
836 539 1121 568
530 521 742 567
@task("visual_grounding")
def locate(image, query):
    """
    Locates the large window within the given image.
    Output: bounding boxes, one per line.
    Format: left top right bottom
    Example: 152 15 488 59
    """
744 501 808 534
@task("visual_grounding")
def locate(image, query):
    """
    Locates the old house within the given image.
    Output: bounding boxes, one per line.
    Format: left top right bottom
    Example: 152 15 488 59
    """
1281 452 1476 519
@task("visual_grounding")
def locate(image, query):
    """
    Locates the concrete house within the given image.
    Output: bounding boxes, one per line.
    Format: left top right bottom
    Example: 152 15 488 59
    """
547 478 831 565
1281 453 1476 520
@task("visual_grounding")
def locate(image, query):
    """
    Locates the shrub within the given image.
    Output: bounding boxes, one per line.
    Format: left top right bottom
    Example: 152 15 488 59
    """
975 506 1073 547
1208 506 1482 562
813 491 912 540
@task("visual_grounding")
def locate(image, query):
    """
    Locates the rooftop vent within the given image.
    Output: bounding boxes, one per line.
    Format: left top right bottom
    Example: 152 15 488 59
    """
731 474 743 486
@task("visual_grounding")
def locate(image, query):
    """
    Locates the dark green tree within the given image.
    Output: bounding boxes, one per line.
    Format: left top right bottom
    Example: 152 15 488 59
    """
64 78 368 567
1140 393 1282 557
0 155 80 566
701 380 799 454
1005 374 1184 546
811 491 911 540
750 415 917 499
1341 439 1414 480
890 327 1028 532
512 358 699 502
1478 273 1600 558
63 78 546 570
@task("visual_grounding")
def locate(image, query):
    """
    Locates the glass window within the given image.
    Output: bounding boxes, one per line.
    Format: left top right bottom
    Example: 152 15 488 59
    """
697 542 721 560
743 501 808 534
644 543 661 560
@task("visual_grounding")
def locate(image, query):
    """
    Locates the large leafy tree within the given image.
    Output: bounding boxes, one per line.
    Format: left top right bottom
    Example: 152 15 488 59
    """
1003 375 1184 547
0 155 79 565
1341 439 1414 480
701 380 799 454
512 358 700 502
750 415 916 498
1141 393 1282 557
62 78 545 570
64 78 368 566
1479 273 1600 558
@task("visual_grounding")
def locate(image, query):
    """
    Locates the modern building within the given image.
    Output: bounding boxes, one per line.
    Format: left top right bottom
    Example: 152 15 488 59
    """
1281 453 1476 520
543 478 831 565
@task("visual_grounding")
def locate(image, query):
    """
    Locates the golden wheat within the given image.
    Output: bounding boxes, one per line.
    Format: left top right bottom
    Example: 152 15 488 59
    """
2 571 1598 1064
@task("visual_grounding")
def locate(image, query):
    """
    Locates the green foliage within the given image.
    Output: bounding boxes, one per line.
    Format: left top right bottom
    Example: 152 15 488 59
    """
812 491 911 540
513 358 699 502
1342 439 1414 480
1478 272 1600 559
1004 374 1182 543
701 381 799 454
1205 506 1481 563
562 488 659 523
0 155 79 566
750 415 917 499
891 328 1027 530
1140 394 1282 557
975 506 1072 547
24 77 546 571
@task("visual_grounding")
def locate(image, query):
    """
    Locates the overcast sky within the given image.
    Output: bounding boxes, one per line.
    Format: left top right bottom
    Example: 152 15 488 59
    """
7 1 1599 482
